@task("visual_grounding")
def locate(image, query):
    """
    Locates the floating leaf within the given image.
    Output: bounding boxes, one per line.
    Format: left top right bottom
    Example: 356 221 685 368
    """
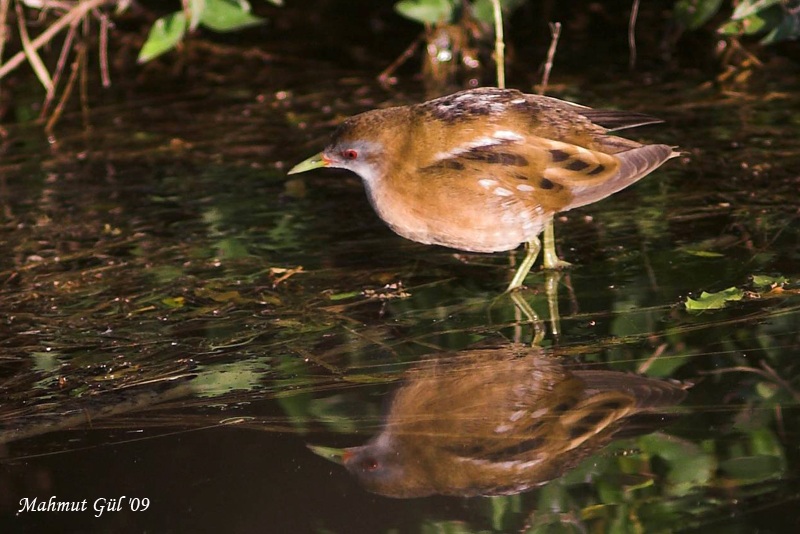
162 296 186 308
394 0 454 24
200 0 265 32
138 12 187 63
752 274 788 288
327 290 361 301
685 287 744 310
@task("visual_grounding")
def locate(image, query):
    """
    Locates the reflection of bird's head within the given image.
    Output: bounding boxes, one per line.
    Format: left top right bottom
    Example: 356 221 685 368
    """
314 344 689 498
341 433 422 498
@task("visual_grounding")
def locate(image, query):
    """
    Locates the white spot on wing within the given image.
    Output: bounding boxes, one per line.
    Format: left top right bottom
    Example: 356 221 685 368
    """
517 184 535 192
478 179 498 189
493 130 524 142
432 135 501 162
494 187 513 197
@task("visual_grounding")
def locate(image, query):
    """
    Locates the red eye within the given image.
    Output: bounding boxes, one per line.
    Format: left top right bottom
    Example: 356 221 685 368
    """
362 458 379 471
342 149 358 160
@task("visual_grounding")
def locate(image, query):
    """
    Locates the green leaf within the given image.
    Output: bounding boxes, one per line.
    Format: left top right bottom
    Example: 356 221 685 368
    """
685 287 744 310
200 0 265 32
718 13 766 36
161 296 186 308
674 0 724 30
752 274 788 288
720 6 784 36
732 0 781 20
638 434 715 495
394 0 455 24
719 455 784 481
138 12 188 63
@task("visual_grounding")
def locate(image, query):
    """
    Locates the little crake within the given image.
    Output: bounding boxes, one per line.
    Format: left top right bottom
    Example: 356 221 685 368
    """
289 88 678 290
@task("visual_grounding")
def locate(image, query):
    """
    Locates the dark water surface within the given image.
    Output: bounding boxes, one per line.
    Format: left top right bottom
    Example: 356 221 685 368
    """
1 36 799 533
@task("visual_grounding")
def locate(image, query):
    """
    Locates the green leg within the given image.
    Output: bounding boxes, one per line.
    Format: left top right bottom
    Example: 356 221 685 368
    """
542 220 572 270
506 237 541 292
509 291 545 346
544 270 562 338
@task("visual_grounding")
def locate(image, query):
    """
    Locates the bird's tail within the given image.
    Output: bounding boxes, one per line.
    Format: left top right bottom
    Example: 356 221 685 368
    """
564 144 678 211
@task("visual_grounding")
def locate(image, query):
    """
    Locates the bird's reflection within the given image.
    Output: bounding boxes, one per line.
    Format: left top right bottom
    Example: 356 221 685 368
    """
311 344 688 498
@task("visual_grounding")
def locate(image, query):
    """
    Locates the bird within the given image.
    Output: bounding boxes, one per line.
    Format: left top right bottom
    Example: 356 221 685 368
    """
288 87 678 291
309 344 689 498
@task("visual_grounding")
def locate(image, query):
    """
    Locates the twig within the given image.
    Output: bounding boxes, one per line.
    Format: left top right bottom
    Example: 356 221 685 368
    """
699 362 800 402
0 0 106 82
15 0 54 95
80 16 89 126
490 0 505 89
637 342 667 374
45 44 83 135
99 12 111 87
628 0 640 70
538 22 561 95
377 33 422 87
40 20 77 119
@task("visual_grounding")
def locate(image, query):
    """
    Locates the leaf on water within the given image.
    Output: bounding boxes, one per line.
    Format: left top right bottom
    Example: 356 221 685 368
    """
327 291 361 301
32 351 62 373
162 296 186 308
138 12 188 63
200 0 265 32
394 0 454 24
685 287 744 311
751 274 788 288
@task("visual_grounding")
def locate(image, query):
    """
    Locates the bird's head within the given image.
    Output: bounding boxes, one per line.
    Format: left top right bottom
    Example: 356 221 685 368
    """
288 108 410 184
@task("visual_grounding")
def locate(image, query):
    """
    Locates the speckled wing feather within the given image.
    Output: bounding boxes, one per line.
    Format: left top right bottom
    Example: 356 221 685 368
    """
412 109 677 217
546 142 678 211
414 133 675 216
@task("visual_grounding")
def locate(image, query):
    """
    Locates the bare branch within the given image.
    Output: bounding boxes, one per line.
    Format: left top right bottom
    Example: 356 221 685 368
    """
538 22 561 95
628 0 640 70
99 11 110 87
0 0 107 82
40 19 77 118
15 0 54 94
